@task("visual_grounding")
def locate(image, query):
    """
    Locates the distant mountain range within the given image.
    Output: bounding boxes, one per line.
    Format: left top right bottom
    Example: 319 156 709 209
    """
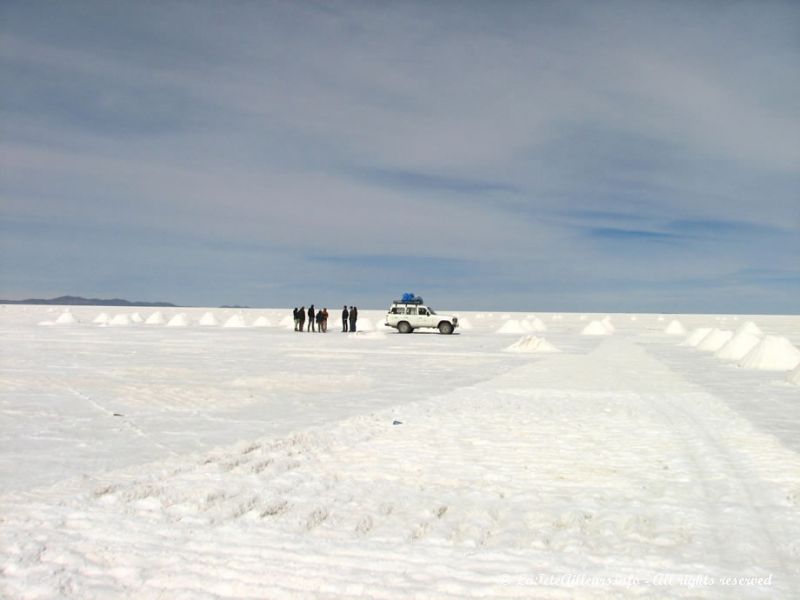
0 295 178 307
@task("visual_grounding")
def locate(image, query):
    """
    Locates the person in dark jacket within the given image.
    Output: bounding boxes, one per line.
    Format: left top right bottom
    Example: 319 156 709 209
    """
298 306 305 332
315 309 324 333
341 305 349 332
293 307 299 331
308 305 315 332
349 306 358 332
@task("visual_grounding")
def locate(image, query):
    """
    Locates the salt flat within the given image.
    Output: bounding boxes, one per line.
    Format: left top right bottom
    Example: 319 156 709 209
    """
1 306 799 598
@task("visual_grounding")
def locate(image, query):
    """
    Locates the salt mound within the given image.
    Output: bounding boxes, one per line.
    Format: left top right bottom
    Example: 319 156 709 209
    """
696 329 733 352
457 317 473 330
735 320 763 337
497 319 526 334
581 320 612 336
788 365 800 385
199 312 219 326
130 312 143 323
664 320 687 335
55 311 77 324
519 319 533 332
109 314 131 326
223 314 247 328
166 313 189 327
630 315 638 321
93 313 110 324
528 317 547 332
601 316 615 332
739 336 800 371
146 311 165 325
252 316 272 327
682 328 712 347
715 331 762 361
505 335 560 353
279 314 295 329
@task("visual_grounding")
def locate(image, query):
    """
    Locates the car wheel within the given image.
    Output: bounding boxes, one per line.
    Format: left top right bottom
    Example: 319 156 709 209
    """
438 321 454 334
398 321 412 334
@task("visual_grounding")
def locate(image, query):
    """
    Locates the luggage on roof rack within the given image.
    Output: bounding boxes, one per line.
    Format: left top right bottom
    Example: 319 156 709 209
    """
395 293 424 305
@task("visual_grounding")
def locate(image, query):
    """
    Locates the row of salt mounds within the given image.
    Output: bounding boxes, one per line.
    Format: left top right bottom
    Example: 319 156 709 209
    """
223 314 247 328
738 336 800 371
681 327 713 347
505 335 560 353
496 319 526 334
130 312 144 323
199 312 219 326
146 311 165 325
715 324 763 360
93 312 110 324
109 314 131 326
788 365 800 385
581 320 613 336
696 329 733 352
166 313 189 327
664 319 687 335
252 316 272 327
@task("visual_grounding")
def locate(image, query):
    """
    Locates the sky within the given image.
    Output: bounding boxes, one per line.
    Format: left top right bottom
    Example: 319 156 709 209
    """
1 0 798 313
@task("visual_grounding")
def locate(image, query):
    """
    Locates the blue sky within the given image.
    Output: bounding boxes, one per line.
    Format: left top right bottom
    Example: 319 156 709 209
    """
1 0 798 312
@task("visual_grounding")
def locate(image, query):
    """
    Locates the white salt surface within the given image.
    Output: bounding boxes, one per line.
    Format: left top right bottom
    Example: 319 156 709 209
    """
528 317 547 332
457 317 473 330
2 307 800 598
739 335 800 371
664 320 687 335
788 365 800 385
682 327 713 347
505 335 560 353
715 331 762 361
696 329 734 352
581 320 612 336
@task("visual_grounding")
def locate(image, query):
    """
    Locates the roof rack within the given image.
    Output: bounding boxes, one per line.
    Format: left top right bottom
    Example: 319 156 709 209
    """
392 297 424 305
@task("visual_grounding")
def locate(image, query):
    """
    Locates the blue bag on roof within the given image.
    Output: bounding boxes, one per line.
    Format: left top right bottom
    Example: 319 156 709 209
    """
402 292 415 302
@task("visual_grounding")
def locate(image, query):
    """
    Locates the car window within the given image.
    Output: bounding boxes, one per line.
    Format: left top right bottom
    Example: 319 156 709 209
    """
407 307 417 315
393 307 405 314
418 308 428 316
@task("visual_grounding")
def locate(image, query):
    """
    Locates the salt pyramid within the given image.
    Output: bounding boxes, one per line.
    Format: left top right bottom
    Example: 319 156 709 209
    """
199 312 219 326
601 316 615 332
715 331 762 361
252 316 272 327
497 319 527 334
735 321 763 337
93 313 110 325
146 311 165 325
279 314 295 329
581 320 612 336
682 328 712 347
223 314 247 328
528 317 547 332
130 312 144 323
739 336 800 371
55 311 77 324
109 314 131 326
505 335 560 353
664 320 687 335
696 329 733 352
166 313 189 327
788 365 800 386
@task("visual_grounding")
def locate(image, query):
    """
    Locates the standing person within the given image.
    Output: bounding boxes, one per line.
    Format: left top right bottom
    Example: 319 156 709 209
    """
321 308 329 332
315 309 324 333
292 307 299 331
308 305 315 332
341 305 349 332
298 306 306 332
349 306 358 333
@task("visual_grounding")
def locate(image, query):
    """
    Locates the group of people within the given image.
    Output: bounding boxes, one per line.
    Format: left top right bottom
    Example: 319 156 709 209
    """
293 305 358 333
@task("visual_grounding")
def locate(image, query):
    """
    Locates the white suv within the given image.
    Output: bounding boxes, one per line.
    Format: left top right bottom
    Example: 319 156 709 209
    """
385 300 459 334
